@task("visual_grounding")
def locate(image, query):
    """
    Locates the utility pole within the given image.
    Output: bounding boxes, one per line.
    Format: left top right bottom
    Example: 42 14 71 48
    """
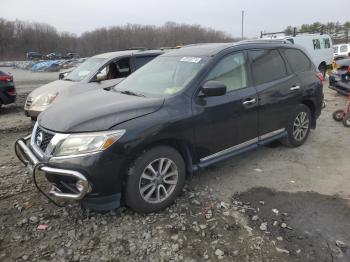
241 10 244 40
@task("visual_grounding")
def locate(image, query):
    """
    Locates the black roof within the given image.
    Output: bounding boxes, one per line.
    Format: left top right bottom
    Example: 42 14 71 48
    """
165 40 293 57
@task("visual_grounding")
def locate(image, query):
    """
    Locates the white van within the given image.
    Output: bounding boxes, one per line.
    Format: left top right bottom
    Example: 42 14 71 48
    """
333 43 350 60
262 33 333 75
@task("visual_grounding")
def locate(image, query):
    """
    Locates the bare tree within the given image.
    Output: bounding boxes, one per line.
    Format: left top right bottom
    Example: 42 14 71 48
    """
0 19 236 60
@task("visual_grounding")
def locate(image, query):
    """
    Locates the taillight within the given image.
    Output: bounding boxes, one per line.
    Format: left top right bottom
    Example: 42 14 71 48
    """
0 75 12 82
348 65 350 74
316 72 324 82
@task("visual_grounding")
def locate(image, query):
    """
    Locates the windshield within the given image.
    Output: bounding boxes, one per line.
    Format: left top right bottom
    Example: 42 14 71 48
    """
114 56 207 97
65 57 104 82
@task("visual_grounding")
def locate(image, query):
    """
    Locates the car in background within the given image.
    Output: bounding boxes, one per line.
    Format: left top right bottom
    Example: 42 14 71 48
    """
45 52 63 60
333 44 350 60
0 70 16 108
329 58 350 95
26 52 43 60
16 41 324 212
24 49 163 119
65 53 79 59
262 33 333 76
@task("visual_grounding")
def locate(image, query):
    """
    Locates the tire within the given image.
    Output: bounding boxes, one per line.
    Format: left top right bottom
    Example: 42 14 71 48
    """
333 110 344 121
281 104 312 147
342 115 350 127
125 145 186 213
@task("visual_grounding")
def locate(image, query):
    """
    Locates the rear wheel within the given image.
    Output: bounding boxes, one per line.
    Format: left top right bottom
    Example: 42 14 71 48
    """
333 110 344 121
125 145 186 213
281 104 311 147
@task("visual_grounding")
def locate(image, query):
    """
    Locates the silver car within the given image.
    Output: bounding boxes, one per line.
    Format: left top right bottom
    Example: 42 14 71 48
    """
24 49 163 119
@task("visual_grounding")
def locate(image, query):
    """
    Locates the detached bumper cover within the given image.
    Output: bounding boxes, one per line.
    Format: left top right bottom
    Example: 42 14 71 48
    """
15 135 90 200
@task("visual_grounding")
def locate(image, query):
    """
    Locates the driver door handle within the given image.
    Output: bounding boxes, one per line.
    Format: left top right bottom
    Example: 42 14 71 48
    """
242 98 257 105
290 85 300 91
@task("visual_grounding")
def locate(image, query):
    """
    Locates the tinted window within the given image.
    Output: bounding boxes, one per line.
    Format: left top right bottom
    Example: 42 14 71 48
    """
340 45 348 53
250 49 287 85
286 38 294 44
205 52 247 92
134 56 156 70
283 49 313 73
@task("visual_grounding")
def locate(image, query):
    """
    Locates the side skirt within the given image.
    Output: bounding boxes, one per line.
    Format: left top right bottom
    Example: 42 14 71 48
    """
194 130 287 171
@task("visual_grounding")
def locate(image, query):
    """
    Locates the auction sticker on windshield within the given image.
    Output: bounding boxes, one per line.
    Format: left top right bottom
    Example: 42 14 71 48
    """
180 57 202 63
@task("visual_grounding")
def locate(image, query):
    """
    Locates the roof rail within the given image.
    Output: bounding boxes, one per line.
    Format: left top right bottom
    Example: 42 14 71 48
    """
124 47 148 51
241 39 291 44
260 27 324 38
159 46 182 50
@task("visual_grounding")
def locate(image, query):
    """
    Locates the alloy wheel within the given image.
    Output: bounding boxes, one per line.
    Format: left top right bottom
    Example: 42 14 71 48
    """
293 112 309 141
139 158 179 204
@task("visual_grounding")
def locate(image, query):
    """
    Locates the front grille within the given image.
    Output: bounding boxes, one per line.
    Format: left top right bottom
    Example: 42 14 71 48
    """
34 126 55 152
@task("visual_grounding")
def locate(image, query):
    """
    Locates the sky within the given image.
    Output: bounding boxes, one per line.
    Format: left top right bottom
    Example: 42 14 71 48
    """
1 0 349 38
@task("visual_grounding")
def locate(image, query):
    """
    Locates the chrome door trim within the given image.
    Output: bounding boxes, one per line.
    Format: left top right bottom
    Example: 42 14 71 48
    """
199 128 286 163
259 128 285 140
200 138 258 162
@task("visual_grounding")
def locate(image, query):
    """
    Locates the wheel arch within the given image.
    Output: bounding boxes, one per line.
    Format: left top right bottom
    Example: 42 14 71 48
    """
301 99 316 128
125 138 196 181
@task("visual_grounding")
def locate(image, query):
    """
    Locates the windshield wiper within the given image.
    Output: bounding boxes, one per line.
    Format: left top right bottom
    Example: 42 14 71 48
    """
118 90 145 97
63 78 73 81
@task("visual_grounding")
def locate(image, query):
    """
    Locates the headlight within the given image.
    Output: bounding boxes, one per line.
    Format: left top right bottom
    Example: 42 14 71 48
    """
33 93 58 106
54 130 125 157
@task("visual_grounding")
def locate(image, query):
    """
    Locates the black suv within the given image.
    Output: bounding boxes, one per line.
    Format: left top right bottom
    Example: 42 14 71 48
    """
15 41 324 213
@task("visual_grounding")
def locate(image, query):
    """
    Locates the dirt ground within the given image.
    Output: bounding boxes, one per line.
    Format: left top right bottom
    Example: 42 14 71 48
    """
0 67 350 262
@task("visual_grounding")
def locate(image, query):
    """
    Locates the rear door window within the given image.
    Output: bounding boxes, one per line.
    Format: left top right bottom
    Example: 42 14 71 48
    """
282 48 313 73
250 49 287 85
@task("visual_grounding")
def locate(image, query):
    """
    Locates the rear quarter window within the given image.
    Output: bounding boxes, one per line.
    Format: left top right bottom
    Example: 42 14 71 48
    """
282 48 313 73
250 49 288 85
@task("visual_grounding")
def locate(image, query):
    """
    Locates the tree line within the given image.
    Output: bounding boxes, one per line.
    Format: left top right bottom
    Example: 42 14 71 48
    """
284 22 350 44
0 19 235 60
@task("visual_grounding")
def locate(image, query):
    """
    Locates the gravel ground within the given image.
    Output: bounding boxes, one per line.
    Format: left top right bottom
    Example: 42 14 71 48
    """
0 68 349 261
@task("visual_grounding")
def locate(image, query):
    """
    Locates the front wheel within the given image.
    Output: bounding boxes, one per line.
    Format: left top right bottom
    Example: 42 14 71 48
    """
281 105 311 147
342 115 350 127
333 110 344 121
125 145 186 213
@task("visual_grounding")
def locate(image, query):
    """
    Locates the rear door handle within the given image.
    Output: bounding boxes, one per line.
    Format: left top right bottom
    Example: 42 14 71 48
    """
290 85 300 91
242 98 257 105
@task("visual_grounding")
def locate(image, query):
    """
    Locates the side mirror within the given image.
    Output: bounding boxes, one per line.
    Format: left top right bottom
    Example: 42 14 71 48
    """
95 73 107 82
200 81 227 97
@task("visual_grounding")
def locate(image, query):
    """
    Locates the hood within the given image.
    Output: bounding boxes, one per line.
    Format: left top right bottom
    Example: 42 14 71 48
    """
53 78 125 104
38 89 164 132
29 79 76 100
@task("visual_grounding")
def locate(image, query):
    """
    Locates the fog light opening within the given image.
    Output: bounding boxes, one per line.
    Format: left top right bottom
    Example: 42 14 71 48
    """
75 180 90 193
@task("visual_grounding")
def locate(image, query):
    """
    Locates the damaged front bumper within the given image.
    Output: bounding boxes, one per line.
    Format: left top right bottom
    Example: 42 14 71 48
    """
15 135 90 200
